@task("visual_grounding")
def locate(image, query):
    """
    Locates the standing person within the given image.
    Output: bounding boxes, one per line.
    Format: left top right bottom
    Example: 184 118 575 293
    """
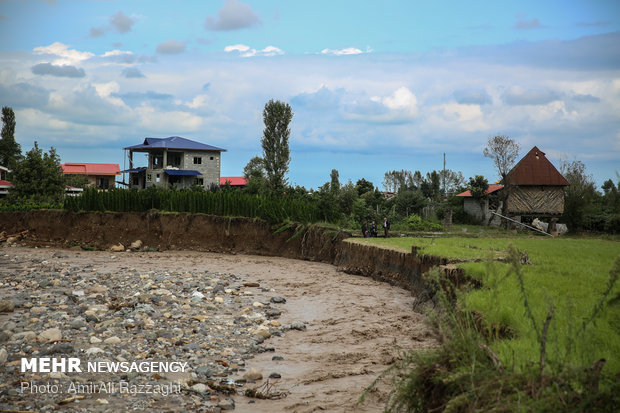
383 217 390 238
361 221 368 238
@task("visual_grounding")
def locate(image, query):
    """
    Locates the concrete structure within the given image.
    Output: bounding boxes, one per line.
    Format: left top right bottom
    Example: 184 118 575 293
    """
61 163 121 189
457 184 503 225
123 137 226 190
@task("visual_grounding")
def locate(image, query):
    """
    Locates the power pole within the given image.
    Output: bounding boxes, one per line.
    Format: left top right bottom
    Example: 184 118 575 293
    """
442 152 446 198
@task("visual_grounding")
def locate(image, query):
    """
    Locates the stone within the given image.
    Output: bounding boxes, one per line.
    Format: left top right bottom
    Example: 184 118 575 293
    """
70 318 85 329
41 343 74 355
104 336 121 344
191 383 209 394
269 372 281 379
214 297 224 303
252 301 264 308
72 290 85 297
0 300 15 313
272 356 284 361
290 322 306 331
243 368 263 381
0 348 7 364
243 282 260 287
130 240 143 250
110 243 125 252
11 331 36 342
85 347 104 355
38 328 62 343
195 366 212 378
192 291 205 299
270 296 286 304
95 399 109 405
218 398 235 410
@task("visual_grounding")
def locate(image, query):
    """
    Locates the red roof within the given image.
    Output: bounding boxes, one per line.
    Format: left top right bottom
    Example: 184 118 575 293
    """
0 179 13 187
220 176 247 186
62 163 121 176
505 146 569 186
456 184 503 197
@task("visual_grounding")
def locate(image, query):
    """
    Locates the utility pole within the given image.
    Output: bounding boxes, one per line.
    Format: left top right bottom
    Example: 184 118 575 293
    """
442 152 446 198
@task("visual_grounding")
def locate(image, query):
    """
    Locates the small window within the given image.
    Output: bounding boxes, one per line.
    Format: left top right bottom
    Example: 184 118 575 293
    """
147 174 152 182
194 178 204 186
156 174 160 183
132 176 139 186
210 156 214 160
193 157 202 165
153 154 163 168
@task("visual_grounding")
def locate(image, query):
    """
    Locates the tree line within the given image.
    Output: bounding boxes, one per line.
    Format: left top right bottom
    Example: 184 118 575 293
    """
1 103 618 233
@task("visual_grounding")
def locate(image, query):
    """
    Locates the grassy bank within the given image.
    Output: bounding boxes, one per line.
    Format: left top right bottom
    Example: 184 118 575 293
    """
353 234 620 411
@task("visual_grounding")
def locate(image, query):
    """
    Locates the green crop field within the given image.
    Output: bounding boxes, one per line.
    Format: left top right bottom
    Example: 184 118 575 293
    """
349 235 620 373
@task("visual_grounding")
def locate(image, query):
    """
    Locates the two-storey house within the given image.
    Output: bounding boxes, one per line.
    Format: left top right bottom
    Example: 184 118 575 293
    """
123 136 226 190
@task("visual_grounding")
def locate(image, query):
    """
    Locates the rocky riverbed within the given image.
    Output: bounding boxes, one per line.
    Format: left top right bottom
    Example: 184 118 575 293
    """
0 244 435 412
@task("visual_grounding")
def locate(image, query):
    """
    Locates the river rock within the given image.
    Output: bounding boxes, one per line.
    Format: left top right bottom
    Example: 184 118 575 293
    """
0 300 15 313
110 243 125 252
218 398 235 410
38 328 62 343
0 348 7 364
243 368 263 381
270 296 286 304
130 240 143 250
104 336 121 344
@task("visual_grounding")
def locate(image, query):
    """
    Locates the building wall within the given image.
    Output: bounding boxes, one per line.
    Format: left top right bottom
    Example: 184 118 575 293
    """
505 186 564 216
143 149 221 189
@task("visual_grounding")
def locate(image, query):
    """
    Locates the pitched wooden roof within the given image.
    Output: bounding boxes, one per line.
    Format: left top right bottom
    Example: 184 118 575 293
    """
505 146 569 186
456 184 503 197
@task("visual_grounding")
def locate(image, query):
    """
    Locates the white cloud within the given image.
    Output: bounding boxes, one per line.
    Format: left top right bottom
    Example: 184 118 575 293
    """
321 47 366 56
33 42 94 66
224 44 250 53
224 44 284 57
101 50 133 58
136 106 203 132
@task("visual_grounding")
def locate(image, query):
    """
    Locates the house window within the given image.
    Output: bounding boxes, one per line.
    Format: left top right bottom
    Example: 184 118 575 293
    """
194 178 204 186
97 178 109 189
156 174 160 183
147 174 152 182
210 156 214 160
193 157 202 165
132 176 139 186
167 154 181 167
153 154 163 168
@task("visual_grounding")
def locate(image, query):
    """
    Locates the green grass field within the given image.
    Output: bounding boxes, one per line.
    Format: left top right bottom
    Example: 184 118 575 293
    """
348 235 620 373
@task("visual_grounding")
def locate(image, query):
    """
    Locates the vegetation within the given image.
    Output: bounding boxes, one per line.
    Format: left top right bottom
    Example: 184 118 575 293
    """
0 106 22 172
359 236 620 411
64 186 321 223
9 142 64 203
261 99 293 193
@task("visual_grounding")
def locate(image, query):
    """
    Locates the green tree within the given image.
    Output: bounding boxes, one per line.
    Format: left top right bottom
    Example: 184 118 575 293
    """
63 174 90 189
243 156 265 180
330 168 340 194
0 106 22 172
10 142 64 202
355 178 374 196
261 99 293 193
561 160 597 232
468 175 489 200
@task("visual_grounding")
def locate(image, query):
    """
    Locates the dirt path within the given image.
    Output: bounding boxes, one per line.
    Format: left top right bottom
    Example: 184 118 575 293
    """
0 246 435 412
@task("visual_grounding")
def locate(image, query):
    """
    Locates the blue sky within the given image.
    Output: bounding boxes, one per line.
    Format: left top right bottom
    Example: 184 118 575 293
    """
0 0 619 189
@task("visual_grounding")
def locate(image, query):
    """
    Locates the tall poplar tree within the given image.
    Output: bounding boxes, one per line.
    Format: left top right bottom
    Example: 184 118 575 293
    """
261 99 293 193
0 106 22 171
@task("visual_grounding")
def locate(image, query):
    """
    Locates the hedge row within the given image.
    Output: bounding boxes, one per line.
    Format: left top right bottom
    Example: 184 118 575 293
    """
63 187 321 223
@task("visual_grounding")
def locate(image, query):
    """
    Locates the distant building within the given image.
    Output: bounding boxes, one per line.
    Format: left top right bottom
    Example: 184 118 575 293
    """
123 136 226 190
61 163 121 189
220 177 247 187
456 184 503 224
0 165 12 197
457 146 569 231
502 146 569 217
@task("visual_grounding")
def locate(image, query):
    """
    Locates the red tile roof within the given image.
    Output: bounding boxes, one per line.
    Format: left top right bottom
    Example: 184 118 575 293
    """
505 146 569 186
220 176 247 186
61 163 121 176
456 184 503 197
0 179 13 187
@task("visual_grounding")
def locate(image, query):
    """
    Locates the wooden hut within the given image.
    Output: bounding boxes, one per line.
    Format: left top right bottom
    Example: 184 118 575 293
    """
503 146 569 217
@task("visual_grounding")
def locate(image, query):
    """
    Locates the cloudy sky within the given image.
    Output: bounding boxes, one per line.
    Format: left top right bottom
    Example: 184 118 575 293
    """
0 0 619 189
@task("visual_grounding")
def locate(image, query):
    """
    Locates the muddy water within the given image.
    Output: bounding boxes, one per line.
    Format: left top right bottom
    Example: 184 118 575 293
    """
207 254 436 412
